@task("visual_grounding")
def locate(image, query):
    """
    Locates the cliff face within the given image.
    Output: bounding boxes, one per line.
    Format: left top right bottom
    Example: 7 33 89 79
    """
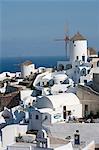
0 91 20 111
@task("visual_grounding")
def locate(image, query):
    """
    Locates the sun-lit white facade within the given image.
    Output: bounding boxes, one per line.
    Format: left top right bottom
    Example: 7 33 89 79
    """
35 93 82 120
70 40 87 63
21 61 35 78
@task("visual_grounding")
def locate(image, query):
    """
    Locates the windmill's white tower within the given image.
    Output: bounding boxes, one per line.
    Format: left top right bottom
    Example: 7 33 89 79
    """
21 61 35 78
69 32 87 63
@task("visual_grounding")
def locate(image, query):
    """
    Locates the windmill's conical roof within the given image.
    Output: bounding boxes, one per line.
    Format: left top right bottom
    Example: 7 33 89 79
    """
70 32 86 41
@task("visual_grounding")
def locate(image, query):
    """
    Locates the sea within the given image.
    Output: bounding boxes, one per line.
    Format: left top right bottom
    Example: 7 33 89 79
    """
0 56 66 73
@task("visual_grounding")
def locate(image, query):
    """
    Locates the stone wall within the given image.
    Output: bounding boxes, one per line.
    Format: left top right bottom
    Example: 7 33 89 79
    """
77 85 99 116
93 73 99 92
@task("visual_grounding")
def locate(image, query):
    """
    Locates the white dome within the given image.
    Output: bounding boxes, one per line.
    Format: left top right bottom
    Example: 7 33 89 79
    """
36 93 80 109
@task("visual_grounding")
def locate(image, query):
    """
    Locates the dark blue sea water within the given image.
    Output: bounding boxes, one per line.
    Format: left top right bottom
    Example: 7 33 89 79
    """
0 56 66 73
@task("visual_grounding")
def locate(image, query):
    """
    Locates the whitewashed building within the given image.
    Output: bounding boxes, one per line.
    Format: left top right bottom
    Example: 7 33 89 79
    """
69 32 87 63
57 32 92 84
33 71 74 95
34 93 82 124
57 32 88 70
21 61 36 78
0 123 73 150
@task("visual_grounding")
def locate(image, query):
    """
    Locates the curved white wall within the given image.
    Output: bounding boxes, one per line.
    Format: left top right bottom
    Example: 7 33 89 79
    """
70 40 87 63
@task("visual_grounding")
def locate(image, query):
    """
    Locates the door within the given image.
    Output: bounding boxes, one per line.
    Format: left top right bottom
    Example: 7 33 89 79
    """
63 106 66 119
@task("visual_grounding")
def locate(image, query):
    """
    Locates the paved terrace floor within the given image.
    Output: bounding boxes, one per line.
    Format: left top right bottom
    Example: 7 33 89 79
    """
47 123 99 146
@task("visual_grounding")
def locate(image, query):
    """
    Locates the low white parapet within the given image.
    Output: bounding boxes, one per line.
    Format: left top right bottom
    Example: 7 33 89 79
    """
82 140 95 150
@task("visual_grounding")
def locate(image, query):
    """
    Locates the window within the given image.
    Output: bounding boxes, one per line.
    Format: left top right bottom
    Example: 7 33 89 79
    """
67 111 71 115
80 68 86 76
76 56 79 60
35 115 39 120
45 116 48 120
91 64 93 68
29 113 32 119
84 80 87 84
82 56 85 62
87 70 90 74
63 106 66 111
42 82 44 86
98 52 99 58
43 132 44 138
97 61 99 67
85 105 88 111
63 106 66 119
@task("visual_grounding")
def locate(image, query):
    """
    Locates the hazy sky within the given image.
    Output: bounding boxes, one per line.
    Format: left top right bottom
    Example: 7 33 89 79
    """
0 0 99 58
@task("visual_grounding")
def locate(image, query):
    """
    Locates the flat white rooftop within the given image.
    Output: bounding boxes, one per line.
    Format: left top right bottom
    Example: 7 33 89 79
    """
48 123 99 145
8 136 69 149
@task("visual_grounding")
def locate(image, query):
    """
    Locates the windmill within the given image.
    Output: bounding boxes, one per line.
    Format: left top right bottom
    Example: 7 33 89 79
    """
54 26 70 60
